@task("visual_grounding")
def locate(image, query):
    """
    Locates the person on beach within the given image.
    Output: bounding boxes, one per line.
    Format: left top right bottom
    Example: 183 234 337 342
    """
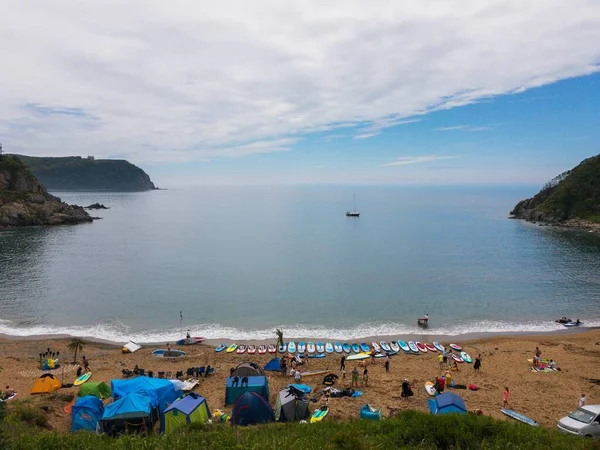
362 367 369 386
384 353 390 373
81 356 90 372
167 342 171 352
401 379 413 400
442 349 448 368
303 351 309 366
474 354 482 372
452 360 459 371
438 352 444 371
294 370 302 383
340 355 346 371
503 387 511 408
579 393 586 408
340 365 346 380
371 352 375 365
351 367 359 387
280 358 287 377
186 330 191 339
2 386 15 400
445 371 452 388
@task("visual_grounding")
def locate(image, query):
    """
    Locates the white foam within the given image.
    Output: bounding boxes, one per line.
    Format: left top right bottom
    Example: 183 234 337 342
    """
0 318 598 343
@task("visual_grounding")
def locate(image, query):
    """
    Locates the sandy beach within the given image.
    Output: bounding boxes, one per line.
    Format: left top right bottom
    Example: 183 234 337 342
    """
1 329 599 433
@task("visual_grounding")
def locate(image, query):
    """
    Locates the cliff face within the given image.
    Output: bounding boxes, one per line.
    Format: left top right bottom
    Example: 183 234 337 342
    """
12 155 157 191
510 153 600 229
0 156 92 227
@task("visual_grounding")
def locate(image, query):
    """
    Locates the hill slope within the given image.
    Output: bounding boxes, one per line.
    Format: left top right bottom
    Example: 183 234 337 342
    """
510 154 600 225
0 155 92 227
12 155 156 191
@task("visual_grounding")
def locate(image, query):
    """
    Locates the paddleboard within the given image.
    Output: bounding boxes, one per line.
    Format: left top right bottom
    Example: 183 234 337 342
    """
346 352 371 361
307 353 326 359
0 393 17 402
371 342 381 353
215 343 227 352
258 345 267 354
408 341 419 353
298 341 306 353
399 340 410 352
360 343 370 352
153 349 186 358
374 351 398 358
226 344 238 353
416 342 428 353
316 342 325 353
433 341 445 352
288 342 296 353
279 343 287 353
74 372 92 386
380 341 391 352
301 369 331 377
449 343 462 352
267 344 276 354
325 342 334 353
236 345 247 354
425 343 437 352
342 343 351 353
334 342 343 353
501 409 539 427
563 321 582 327
390 341 400 352
451 353 463 363
247 345 256 354
460 351 473 363
310 408 329 423
424 381 436 396
176 337 205 345
307 342 316 353
351 343 361 353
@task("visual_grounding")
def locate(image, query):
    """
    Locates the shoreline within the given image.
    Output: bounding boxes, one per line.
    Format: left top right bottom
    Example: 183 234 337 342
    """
1 326 597 348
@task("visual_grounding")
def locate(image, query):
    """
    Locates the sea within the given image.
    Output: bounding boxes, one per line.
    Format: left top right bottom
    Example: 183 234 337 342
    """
1 185 599 343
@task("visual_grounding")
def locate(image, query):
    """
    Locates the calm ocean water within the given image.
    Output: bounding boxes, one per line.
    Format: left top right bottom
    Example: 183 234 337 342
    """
1 185 599 342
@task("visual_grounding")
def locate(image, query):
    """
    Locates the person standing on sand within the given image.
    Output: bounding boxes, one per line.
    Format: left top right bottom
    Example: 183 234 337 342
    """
303 351 309 366
579 393 586 407
474 354 482 372
351 367 359 387
362 367 369 386
438 353 444 371
384 353 390 373
401 379 412 400
167 343 171 352
280 358 287 377
503 387 511 408
81 356 90 372
340 355 346 372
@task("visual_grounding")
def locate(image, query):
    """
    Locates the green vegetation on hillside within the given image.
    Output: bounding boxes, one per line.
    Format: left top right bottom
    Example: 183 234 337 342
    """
1 409 596 450
511 154 600 222
12 155 156 191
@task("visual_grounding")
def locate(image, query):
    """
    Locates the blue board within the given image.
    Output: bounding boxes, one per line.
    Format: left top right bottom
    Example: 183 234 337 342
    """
288 342 296 353
278 344 287 353
399 340 410 352
360 343 370 352
298 341 306 353
501 409 539 427
316 342 324 353
343 343 351 353
352 343 361 353
307 353 326 359
215 343 227 352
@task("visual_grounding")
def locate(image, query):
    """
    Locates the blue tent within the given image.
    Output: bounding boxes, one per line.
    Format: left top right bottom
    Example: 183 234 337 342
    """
231 392 275 426
428 392 467 415
71 396 104 432
225 376 269 405
102 391 154 421
111 376 180 412
264 357 280 372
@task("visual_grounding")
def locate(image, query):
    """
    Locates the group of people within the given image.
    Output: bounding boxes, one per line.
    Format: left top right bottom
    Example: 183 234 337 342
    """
75 356 90 377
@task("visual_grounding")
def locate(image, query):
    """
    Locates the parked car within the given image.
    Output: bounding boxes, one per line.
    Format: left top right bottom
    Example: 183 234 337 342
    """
557 405 600 439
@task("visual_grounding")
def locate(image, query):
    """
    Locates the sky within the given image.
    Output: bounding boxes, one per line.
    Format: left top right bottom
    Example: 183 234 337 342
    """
1 0 599 186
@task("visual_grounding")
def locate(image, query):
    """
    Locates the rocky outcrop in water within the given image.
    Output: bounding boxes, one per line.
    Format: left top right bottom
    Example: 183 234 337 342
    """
0 156 93 227
85 203 109 209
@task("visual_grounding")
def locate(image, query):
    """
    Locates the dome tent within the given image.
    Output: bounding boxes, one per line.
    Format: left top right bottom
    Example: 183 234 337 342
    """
274 385 309 422
428 392 467 415
71 396 104 432
231 392 274 426
161 393 211 434
31 374 61 394
232 362 265 377
79 381 111 399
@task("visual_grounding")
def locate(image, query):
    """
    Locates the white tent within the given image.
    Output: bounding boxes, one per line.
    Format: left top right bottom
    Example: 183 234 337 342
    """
122 341 142 353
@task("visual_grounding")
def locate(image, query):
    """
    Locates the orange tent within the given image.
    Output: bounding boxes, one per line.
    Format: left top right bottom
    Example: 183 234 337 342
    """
64 398 75 414
30 374 61 394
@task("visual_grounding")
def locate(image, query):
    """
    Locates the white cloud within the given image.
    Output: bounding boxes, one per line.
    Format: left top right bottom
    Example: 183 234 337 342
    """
436 125 492 131
1 1 599 163
382 155 461 167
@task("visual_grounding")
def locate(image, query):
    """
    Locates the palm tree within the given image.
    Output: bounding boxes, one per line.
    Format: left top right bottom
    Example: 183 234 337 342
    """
275 329 284 352
67 338 86 364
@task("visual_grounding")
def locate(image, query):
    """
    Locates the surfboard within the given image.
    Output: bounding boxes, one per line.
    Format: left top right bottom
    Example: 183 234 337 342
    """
360 342 370 352
433 341 445 352
74 372 92 386
298 341 306 353
449 343 462 351
316 342 325 353
351 343 361 353
501 409 539 427
267 344 276 354
374 351 398 358
226 344 238 353
278 343 287 353
343 343 351 353
408 341 419 353
334 342 343 353
380 341 391 352
258 345 267 354
236 345 247 354
451 353 463 363
563 321 582 327
215 343 227 352
390 341 400 352
425 343 437 352
424 381 436 396
307 353 326 359
310 408 329 423
416 342 428 353
371 342 381 353
325 342 334 353
288 342 296 353
0 393 17 402
460 351 472 363
153 349 186 358
346 352 371 361
247 345 256 354
301 369 330 377
399 340 410 352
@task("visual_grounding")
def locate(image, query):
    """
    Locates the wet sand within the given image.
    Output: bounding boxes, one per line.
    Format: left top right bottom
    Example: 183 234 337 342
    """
1 329 599 432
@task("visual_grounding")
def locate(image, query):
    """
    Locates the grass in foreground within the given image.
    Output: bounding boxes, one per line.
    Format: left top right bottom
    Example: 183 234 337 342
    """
1 409 598 450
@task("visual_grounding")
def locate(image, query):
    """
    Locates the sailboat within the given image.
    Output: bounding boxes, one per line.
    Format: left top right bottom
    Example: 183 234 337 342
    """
346 192 360 217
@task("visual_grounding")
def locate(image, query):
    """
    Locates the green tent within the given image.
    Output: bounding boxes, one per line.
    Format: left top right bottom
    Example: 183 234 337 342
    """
79 381 111 399
161 394 211 434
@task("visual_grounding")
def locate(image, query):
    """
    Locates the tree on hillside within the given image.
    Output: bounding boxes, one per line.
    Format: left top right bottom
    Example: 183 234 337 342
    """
67 338 86 364
275 329 284 352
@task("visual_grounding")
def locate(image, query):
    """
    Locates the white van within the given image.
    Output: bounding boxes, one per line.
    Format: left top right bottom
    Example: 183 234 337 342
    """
557 405 600 439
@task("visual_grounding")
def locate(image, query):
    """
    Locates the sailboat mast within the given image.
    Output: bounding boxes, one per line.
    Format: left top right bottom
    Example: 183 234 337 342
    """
353 191 356 212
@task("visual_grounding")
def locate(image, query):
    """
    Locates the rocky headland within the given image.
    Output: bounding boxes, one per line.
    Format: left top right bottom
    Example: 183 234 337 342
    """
0 155 93 227
510 153 600 232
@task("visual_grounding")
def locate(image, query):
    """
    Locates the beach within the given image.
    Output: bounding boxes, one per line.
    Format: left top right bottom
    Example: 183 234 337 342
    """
2 329 599 433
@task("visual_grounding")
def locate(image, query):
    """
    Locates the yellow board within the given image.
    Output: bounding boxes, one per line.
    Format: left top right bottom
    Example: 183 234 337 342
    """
74 372 92 386
226 344 238 353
